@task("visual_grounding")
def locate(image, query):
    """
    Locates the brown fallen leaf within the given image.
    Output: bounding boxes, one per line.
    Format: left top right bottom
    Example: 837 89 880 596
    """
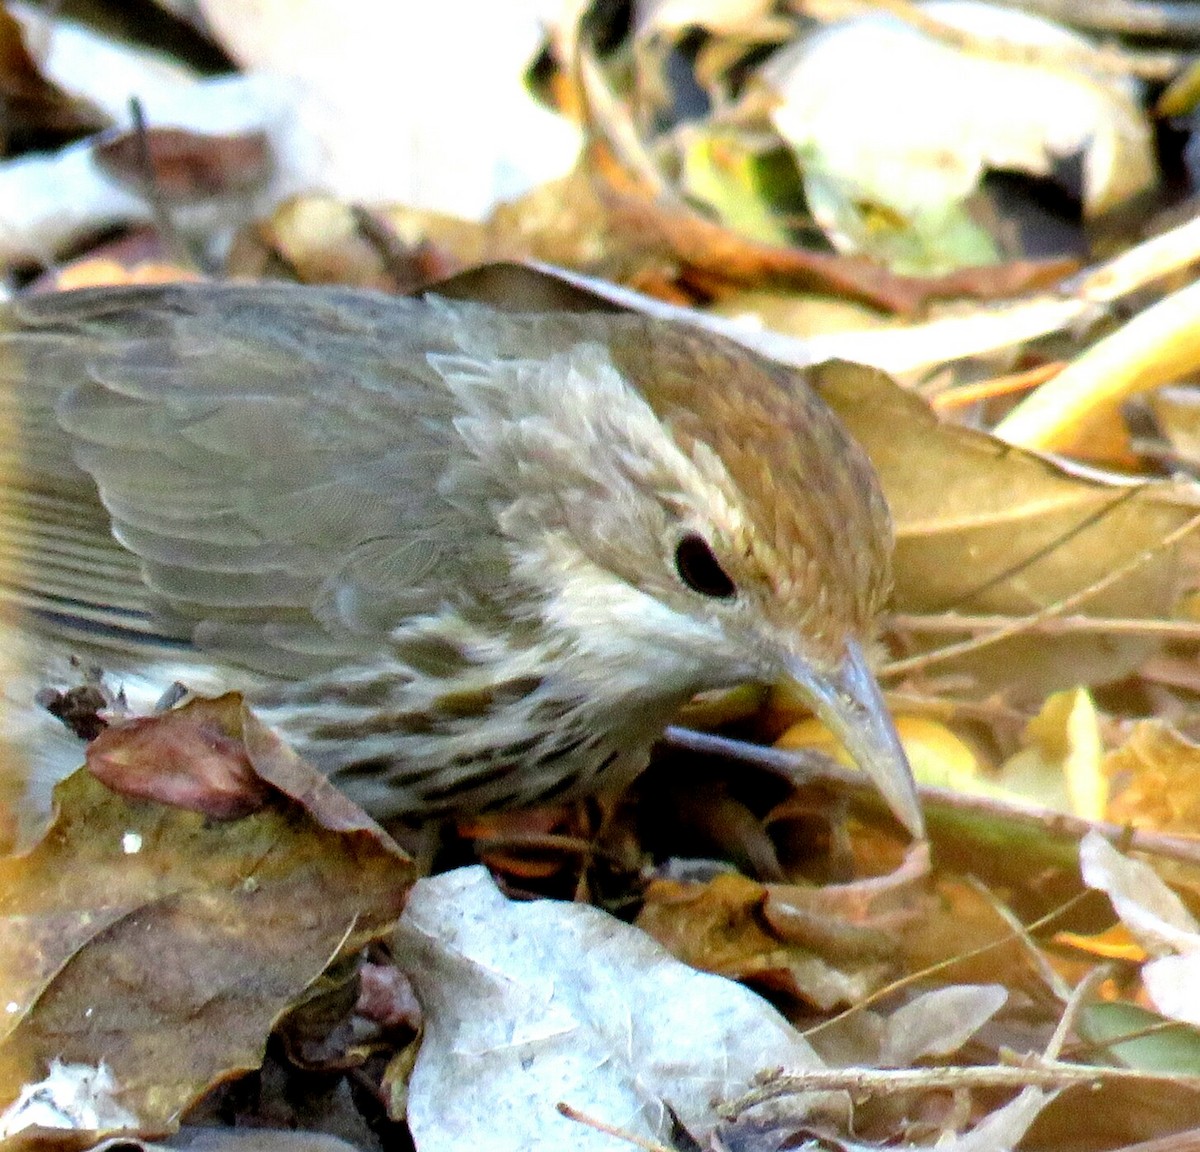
94 127 273 202
0 7 108 152
590 155 1078 315
760 841 930 950
636 844 929 1010
481 164 680 291
0 698 412 1141
1104 720 1200 834
811 361 1200 695
26 227 206 293
87 695 267 820
234 195 473 292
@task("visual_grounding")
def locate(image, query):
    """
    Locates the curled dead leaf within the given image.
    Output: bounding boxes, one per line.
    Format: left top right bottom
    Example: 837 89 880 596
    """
94 127 273 202
86 695 268 821
637 843 929 1009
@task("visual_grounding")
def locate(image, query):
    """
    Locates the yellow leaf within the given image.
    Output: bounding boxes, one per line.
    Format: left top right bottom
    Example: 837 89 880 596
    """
1105 720 1200 832
998 687 1105 818
1055 924 1147 963
776 714 980 790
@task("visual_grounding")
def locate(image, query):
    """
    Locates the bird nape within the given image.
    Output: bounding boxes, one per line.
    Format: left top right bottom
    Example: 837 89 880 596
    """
0 281 923 838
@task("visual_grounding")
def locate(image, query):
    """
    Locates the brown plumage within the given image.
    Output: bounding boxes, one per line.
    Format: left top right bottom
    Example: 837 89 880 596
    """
606 328 892 652
0 282 921 834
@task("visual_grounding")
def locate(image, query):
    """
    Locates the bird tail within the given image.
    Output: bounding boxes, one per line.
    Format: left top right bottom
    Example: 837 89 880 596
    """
0 298 220 845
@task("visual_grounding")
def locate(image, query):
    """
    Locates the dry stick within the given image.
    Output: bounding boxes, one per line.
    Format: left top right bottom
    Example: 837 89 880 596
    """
735 970 1193 1119
727 1059 1200 1116
984 0 1200 42
928 361 1065 411
662 726 1200 869
1045 964 1109 1060
126 97 201 273
725 924 1162 1132
889 612 1200 641
849 0 1185 80
798 890 1091 1040
573 35 669 197
882 507 1200 679
556 1102 677 1152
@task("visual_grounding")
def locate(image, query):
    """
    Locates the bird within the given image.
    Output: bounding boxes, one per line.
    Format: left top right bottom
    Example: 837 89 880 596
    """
0 280 923 837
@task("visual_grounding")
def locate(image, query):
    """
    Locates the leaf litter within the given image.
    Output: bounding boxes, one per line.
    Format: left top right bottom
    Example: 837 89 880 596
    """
0 697 412 1142
8 0 1200 1150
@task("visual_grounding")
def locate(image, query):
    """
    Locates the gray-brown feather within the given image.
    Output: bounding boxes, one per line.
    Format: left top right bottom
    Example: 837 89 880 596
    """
0 282 892 818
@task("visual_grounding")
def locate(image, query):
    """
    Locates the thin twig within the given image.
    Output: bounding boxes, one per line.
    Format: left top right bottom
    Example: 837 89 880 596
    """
556 1102 677 1152
126 97 201 273
840 0 1186 80
1045 965 1110 1060
1072 1017 1190 1060
968 876 1074 1003
928 362 1064 411
663 726 1200 869
802 890 1090 1038
573 38 669 197
728 1059 1200 1115
888 611 1200 641
882 508 1200 678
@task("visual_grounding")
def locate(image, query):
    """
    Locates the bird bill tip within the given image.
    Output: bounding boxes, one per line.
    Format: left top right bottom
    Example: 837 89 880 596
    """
784 641 925 839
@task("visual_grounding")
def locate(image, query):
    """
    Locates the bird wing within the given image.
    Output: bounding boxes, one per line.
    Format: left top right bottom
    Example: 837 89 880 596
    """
0 282 501 678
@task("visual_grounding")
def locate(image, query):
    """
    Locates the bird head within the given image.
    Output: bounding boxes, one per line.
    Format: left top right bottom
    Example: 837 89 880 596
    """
437 309 924 837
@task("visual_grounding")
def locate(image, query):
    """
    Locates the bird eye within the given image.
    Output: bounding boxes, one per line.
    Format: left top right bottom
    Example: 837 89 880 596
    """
674 534 736 599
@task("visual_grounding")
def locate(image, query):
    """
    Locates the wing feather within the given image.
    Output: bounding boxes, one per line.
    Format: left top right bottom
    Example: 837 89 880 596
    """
2 283 505 676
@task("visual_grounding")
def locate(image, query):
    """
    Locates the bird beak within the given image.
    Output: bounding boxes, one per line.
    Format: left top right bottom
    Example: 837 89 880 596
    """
784 639 925 839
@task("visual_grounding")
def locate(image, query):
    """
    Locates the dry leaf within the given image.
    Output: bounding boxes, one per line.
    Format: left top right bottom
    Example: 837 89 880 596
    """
638 872 888 1007
0 699 412 1140
1081 831 1200 1027
813 360 1199 694
759 3 1154 264
876 984 1008 1067
997 688 1105 818
94 126 273 201
86 695 267 820
1105 720 1200 832
238 195 473 291
587 144 1074 312
395 866 829 1152
637 844 928 1009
